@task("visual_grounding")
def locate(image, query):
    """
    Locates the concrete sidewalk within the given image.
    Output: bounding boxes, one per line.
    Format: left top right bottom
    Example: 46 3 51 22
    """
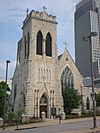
62 128 100 133
0 117 100 132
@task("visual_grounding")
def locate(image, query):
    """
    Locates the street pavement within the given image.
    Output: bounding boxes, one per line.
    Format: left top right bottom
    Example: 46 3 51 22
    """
0 117 100 133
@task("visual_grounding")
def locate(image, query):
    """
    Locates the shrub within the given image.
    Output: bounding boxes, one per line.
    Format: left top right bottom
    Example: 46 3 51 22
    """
8 112 16 124
96 110 100 116
81 111 92 117
8 109 23 126
66 114 72 119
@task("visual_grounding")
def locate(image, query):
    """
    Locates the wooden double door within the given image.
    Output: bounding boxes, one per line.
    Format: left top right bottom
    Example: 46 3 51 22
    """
40 105 47 118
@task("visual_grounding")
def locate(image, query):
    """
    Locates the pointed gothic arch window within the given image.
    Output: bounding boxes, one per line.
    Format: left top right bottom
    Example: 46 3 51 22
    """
36 31 43 55
14 84 17 102
40 94 48 104
24 36 26 58
46 32 52 57
27 32 30 57
61 66 74 96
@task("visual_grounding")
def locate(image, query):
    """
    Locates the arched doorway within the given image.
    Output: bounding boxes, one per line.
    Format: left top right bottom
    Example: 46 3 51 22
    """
40 94 48 118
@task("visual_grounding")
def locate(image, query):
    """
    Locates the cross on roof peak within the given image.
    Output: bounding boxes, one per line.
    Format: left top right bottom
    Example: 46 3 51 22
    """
63 41 68 50
26 8 29 15
43 5 47 12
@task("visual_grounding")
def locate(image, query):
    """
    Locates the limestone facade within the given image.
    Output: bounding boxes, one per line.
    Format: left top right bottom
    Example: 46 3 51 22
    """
10 9 95 118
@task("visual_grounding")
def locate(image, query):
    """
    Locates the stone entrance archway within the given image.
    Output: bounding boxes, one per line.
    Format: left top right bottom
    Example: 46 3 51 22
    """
40 94 48 118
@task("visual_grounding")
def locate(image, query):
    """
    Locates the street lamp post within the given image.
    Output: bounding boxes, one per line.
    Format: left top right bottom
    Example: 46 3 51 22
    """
83 32 97 128
3 60 10 130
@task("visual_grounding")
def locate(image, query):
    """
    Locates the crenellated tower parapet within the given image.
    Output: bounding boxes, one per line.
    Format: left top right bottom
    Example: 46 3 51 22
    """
23 9 57 28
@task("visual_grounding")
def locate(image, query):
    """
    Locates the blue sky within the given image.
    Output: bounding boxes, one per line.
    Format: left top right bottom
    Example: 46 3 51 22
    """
0 0 80 80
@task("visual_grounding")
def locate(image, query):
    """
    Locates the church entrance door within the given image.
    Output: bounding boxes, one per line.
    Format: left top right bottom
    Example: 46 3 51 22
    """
40 105 47 118
40 94 48 118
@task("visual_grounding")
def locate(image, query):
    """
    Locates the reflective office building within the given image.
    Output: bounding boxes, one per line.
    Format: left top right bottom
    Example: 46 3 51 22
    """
75 0 100 78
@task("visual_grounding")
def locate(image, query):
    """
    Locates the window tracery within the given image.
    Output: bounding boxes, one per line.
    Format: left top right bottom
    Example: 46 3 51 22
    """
61 66 74 95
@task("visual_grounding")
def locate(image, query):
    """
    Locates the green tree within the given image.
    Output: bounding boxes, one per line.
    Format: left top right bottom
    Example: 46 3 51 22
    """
63 88 81 115
0 81 10 117
96 92 100 107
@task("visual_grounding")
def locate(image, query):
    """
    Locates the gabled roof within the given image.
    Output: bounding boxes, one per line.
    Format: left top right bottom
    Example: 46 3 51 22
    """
58 49 83 77
58 54 63 61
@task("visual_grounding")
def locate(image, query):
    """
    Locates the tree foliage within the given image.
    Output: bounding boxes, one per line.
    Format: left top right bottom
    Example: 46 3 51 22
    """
63 88 81 115
96 92 100 107
0 81 10 117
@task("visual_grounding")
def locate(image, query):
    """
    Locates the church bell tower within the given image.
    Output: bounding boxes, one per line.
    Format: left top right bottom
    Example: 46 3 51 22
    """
13 7 63 118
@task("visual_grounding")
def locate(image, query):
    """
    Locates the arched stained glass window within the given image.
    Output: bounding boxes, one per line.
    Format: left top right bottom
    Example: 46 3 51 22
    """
36 31 43 55
46 32 52 57
61 66 74 95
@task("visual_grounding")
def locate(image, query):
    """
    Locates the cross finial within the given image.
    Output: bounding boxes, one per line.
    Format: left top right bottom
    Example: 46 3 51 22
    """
63 41 68 50
26 8 29 15
43 5 47 12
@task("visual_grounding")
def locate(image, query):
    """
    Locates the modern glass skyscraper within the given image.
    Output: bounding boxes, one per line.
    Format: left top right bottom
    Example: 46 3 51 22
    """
75 0 100 78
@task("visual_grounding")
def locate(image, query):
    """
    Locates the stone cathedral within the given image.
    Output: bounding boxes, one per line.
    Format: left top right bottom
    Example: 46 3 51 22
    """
10 9 93 118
